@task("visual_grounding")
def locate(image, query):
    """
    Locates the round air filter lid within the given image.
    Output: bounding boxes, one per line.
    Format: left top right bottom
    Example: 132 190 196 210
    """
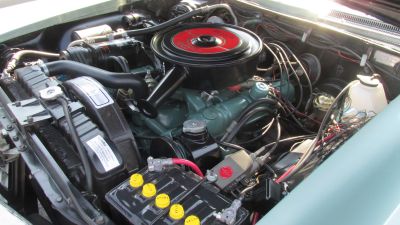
151 23 262 67
171 27 243 55
150 23 262 90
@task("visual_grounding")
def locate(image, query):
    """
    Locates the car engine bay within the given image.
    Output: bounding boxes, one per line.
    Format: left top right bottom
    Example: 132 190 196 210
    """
0 0 399 224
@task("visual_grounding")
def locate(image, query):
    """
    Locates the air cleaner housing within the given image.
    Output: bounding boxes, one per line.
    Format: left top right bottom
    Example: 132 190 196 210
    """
151 23 263 89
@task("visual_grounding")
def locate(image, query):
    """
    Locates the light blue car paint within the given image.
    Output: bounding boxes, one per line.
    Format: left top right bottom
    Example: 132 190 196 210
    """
258 96 400 225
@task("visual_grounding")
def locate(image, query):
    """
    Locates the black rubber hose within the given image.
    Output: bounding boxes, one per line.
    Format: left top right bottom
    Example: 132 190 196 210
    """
137 66 187 118
58 97 93 192
236 117 275 145
258 116 282 163
43 60 149 99
220 98 278 142
124 4 237 36
280 81 357 182
254 134 316 157
224 107 274 143
30 134 98 225
80 4 238 43
236 98 278 122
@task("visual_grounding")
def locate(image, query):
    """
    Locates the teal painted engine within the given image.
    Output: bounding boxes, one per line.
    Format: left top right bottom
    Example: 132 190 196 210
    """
1 1 391 224
130 77 293 171
129 22 296 151
131 80 293 138
128 22 297 167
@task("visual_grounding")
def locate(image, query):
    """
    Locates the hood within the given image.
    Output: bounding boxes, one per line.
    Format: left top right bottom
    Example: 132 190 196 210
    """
336 0 400 26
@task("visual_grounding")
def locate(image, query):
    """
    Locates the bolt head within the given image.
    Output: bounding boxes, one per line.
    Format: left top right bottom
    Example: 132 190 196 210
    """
56 196 63 202
206 170 218 182
6 125 13 131
1 129 8 137
95 216 105 224
27 116 34 123
18 145 27 152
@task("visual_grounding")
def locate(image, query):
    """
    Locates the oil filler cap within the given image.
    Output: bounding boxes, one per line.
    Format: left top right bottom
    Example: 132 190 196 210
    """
142 183 157 198
169 204 185 220
129 173 144 188
155 193 170 209
183 119 207 134
185 215 201 225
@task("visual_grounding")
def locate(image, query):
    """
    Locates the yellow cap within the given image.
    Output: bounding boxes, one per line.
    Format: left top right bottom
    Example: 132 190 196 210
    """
142 183 157 198
169 204 185 220
129 173 144 188
185 215 201 225
155 193 170 209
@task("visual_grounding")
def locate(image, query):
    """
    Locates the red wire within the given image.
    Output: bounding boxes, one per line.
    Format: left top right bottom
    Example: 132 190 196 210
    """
275 164 296 184
251 212 260 225
272 87 321 124
316 133 336 146
172 158 204 178
293 110 321 124
276 133 337 184
336 51 359 63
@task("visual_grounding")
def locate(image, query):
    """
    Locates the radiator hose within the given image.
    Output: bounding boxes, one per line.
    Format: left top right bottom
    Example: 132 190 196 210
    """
41 60 149 99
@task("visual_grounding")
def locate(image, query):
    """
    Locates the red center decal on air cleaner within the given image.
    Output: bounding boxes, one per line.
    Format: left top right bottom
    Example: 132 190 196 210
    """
172 28 240 54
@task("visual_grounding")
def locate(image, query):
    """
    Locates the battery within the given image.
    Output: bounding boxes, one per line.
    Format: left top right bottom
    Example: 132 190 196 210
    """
105 166 248 225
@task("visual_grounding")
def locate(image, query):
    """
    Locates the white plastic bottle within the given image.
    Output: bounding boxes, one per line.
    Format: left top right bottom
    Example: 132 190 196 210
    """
343 75 388 120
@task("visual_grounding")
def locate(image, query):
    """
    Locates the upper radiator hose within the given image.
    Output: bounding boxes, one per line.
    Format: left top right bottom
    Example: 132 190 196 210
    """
41 60 149 99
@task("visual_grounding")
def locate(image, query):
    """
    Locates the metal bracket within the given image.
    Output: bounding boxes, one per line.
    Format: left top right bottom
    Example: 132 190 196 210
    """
360 47 374 67
7 98 51 127
301 28 313 43
214 199 242 225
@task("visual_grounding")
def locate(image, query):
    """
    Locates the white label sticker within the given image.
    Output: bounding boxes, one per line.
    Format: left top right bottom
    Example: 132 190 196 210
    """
86 135 120 172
